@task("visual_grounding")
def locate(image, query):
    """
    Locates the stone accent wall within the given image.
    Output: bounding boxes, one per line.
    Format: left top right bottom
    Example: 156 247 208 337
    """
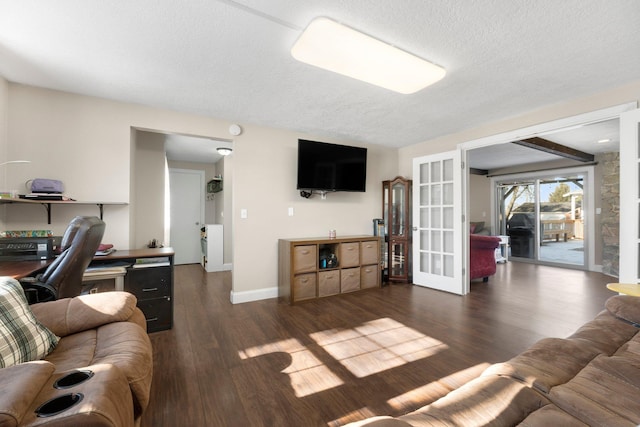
599 152 619 277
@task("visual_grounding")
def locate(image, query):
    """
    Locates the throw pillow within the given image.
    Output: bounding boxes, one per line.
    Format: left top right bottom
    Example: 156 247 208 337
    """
0 277 59 368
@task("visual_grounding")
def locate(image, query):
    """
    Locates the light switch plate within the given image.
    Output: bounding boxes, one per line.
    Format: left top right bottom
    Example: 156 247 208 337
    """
240 209 248 219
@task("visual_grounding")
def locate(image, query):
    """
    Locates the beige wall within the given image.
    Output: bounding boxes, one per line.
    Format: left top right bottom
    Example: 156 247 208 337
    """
0 77 7 231
133 131 166 248
0 77 7 162
231 126 396 301
468 174 491 230
3 83 396 300
5 79 637 299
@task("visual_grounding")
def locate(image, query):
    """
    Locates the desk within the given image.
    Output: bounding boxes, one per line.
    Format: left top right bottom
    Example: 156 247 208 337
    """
0 259 51 279
0 247 175 333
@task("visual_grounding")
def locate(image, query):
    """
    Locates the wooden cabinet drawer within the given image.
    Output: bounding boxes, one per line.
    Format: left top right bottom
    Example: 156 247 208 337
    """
341 267 360 293
339 243 360 267
361 265 379 289
125 266 172 299
293 273 316 301
293 245 317 273
361 240 379 265
137 297 172 333
318 270 340 297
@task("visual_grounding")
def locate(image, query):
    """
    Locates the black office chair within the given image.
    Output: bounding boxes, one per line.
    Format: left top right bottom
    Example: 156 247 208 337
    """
21 216 106 303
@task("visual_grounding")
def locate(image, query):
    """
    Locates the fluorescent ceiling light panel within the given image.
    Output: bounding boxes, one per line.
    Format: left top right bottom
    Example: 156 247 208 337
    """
291 17 445 94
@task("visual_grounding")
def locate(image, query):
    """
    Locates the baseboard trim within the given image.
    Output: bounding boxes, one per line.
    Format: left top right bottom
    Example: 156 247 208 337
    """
230 286 278 304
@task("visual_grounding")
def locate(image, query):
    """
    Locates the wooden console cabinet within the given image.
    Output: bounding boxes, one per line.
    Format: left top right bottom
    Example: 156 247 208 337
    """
278 236 381 304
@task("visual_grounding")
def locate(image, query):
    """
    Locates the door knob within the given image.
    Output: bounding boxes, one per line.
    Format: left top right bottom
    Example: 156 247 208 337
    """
412 227 418 231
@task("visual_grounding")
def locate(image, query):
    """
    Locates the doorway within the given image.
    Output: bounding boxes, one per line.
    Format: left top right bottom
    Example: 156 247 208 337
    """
132 129 233 269
495 169 589 268
462 104 633 279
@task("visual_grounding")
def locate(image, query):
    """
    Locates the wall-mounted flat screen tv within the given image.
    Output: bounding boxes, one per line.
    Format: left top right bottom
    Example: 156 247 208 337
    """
297 139 367 192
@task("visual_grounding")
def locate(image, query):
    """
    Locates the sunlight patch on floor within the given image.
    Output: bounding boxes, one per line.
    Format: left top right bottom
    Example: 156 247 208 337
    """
310 318 448 378
238 338 344 398
238 318 448 398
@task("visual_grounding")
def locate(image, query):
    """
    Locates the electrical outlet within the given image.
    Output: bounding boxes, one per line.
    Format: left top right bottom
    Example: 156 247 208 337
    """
288 207 294 216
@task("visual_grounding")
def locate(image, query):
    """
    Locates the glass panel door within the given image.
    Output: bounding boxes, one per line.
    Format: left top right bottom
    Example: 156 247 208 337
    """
412 151 464 294
538 176 584 266
497 173 586 267
500 182 536 260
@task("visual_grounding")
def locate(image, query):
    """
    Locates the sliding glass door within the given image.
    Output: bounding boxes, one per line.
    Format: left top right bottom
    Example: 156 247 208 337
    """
496 170 588 268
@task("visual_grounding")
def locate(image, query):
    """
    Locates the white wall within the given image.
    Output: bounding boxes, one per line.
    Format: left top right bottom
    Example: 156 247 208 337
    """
3 83 397 301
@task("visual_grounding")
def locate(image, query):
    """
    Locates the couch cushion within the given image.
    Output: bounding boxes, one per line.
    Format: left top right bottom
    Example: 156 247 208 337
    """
568 309 639 354
0 360 55 427
398 376 550 427
343 416 413 427
30 291 140 337
548 354 640 426
0 277 59 368
43 320 153 417
606 294 640 327
517 404 589 426
483 337 605 394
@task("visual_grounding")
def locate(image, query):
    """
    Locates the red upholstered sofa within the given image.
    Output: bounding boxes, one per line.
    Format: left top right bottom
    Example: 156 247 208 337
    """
470 234 500 282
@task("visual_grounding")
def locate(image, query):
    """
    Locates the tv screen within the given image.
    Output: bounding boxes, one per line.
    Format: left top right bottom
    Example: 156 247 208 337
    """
297 139 367 192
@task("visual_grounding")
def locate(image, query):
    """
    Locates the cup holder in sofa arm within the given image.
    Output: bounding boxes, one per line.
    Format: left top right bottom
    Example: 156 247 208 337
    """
35 393 84 418
53 370 94 389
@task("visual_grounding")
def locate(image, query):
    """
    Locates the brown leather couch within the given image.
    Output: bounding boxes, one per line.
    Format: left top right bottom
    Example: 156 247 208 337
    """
345 295 640 426
0 291 153 427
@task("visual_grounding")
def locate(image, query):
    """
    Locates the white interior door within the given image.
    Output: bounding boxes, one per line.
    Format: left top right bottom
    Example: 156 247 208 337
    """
412 150 465 294
169 168 204 265
619 108 640 283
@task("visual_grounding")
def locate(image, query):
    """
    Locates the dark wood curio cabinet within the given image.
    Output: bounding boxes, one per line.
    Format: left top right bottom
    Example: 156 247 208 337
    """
382 177 412 283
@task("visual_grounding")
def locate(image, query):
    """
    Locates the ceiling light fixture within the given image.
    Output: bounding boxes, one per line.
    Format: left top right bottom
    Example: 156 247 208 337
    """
291 17 446 94
597 139 610 144
217 147 233 156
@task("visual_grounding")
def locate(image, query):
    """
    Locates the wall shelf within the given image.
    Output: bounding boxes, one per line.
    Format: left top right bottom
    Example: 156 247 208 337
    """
0 198 128 224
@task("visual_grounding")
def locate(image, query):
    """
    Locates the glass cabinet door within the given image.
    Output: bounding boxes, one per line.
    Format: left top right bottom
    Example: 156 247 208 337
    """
382 177 412 283
391 182 405 237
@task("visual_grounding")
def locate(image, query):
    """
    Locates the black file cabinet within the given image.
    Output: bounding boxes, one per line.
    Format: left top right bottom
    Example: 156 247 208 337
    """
125 265 173 333
89 248 174 333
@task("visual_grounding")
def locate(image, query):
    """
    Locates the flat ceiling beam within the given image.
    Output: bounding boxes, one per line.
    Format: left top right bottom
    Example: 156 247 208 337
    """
511 137 595 162
470 168 489 176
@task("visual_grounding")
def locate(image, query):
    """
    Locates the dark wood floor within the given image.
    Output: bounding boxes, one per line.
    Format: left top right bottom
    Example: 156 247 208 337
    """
140 262 615 427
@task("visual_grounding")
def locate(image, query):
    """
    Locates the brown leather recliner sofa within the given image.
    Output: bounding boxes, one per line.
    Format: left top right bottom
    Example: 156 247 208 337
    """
0 287 153 427
345 295 640 426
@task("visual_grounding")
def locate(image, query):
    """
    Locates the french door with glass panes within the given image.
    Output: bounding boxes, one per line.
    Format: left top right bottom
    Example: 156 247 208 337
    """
412 151 465 294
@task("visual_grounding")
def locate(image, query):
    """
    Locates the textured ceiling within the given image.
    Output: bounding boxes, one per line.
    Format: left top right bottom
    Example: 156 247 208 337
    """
1 1 639 151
